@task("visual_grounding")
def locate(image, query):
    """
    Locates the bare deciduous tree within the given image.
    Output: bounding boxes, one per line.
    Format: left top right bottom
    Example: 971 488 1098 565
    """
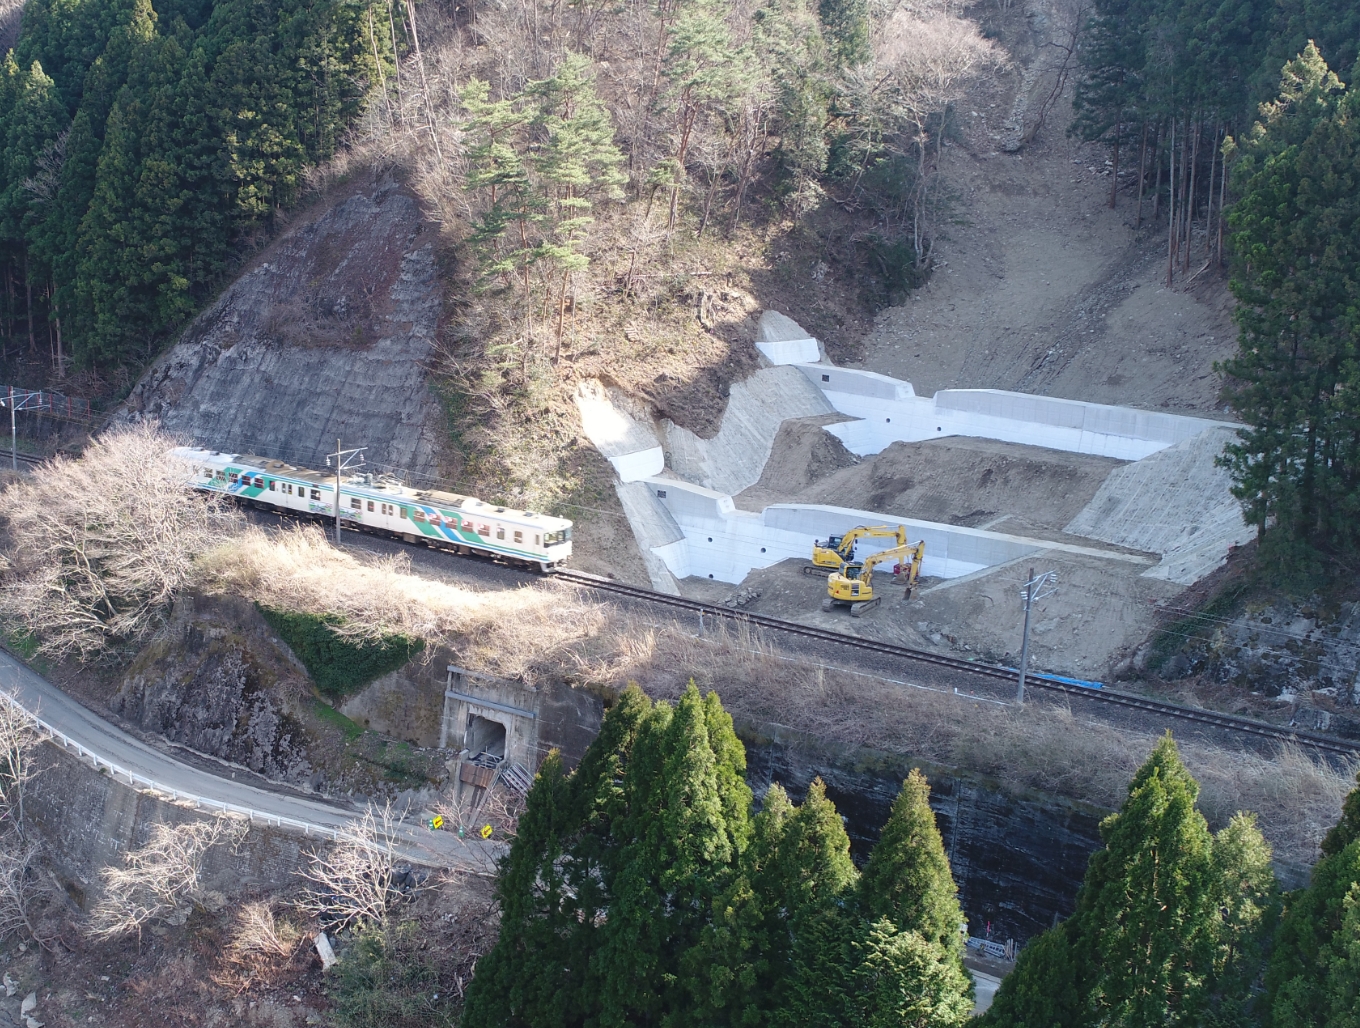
0 423 240 660
297 802 416 933
89 817 249 941
0 695 40 843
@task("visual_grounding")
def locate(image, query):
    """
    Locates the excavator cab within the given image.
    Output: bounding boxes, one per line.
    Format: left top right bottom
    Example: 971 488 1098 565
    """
823 540 925 617
810 535 849 570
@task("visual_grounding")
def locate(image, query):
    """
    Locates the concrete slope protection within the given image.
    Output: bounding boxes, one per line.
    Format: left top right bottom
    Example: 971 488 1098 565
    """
121 180 447 481
577 310 1249 590
0 651 491 871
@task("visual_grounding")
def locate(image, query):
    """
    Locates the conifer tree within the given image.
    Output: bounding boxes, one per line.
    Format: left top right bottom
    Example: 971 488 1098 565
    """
460 751 577 1028
463 686 652 1028
1267 840 1360 1027
850 917 974 1028
1221 46 1360 552
858 768 964 958
983 735 1277 1028
1322 772 1360 858
595 683 754 1025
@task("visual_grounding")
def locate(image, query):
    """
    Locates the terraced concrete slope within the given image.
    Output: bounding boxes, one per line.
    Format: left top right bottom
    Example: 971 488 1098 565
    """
1064 425 1255 584
122 177 444 479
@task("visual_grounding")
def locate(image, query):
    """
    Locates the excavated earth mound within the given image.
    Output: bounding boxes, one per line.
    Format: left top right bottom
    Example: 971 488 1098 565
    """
739 431 1124 535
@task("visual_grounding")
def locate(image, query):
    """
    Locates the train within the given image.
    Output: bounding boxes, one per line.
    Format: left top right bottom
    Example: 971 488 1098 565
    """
176 447 573 571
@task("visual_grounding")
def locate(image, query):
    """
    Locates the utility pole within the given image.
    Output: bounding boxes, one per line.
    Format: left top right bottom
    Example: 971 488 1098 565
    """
325 439 366 546
0 387 49 471
1016 568 1058 704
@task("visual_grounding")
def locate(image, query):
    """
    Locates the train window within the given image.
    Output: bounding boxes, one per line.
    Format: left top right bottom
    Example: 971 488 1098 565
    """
350 497 361 509
496 527 506 540
216 471 226 481
513 530 523 544
479 524 490 535
411 510 425 522
367 501 375 512
399 507 408 519
535 534 540 546
310 489 321 500
253 477 264 487
268 481 275 491
229 473 239 483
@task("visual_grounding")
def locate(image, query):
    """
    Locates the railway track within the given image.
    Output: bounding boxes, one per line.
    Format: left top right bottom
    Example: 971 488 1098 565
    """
550 568 1359 758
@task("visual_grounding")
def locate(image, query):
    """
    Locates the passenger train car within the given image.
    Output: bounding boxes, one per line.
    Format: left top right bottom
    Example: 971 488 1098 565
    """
176 447 572 570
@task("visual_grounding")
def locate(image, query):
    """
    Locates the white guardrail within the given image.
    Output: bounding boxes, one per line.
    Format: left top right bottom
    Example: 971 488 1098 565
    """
0 689 347 843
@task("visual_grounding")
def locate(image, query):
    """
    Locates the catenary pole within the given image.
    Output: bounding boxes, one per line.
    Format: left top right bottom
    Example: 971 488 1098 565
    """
1017 566 1034 704
334 435 342 546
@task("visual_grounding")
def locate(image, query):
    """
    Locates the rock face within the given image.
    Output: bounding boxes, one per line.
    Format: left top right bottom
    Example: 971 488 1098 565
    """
111 595 315 783
123 176 445 479
744 738 1105 943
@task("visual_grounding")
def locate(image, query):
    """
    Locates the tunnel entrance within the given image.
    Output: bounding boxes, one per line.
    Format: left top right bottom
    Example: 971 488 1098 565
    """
466 714 507 760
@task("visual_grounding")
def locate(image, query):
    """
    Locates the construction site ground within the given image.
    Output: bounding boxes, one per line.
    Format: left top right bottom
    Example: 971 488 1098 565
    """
662 64 1243 680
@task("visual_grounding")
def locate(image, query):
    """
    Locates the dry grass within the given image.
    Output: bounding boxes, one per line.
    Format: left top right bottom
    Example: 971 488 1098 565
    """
206 524 606 683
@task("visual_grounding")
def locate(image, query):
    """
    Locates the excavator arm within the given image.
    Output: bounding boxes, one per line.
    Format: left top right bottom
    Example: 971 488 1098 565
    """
863 540 926 597
810 524 908 570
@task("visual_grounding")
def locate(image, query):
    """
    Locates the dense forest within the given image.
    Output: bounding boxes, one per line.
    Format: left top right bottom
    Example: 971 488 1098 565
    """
0 0 389 376
451 684 1360 1028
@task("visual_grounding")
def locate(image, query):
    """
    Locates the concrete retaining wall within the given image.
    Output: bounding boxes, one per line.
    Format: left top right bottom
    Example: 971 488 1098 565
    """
640 478 1152 585
663 366 834 495
801 365 1231 462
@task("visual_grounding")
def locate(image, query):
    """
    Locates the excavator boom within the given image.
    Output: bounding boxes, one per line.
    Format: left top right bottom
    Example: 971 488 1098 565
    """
808 524 908 572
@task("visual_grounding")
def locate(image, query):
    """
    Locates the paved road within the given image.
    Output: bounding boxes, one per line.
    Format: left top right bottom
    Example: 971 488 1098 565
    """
0 650 498 872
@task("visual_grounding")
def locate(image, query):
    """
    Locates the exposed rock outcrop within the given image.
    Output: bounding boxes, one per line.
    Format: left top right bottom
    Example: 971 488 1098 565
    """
111 596 315 783
123 175 445 479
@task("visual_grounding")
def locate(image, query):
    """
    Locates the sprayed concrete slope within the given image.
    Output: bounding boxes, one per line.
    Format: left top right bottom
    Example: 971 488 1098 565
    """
662 366 835 495
575 380 665 481
123 181 444 479
1064 425 1255 585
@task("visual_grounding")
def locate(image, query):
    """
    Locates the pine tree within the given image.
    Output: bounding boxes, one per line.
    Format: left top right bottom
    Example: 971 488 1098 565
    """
525 52 625 356
858 768 964 958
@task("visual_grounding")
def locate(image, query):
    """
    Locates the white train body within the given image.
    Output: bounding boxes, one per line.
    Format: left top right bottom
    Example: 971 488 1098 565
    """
176 447 572 570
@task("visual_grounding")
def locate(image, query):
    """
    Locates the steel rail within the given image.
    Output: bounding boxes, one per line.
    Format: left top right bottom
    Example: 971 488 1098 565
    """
549 569 1358 757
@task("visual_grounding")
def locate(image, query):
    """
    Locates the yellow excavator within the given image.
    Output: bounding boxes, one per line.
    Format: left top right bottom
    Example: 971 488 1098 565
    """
806 524 909 576
822 539 925 616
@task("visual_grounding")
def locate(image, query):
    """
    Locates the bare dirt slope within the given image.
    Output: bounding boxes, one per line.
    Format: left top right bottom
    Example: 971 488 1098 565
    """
738 427 1124 536
857 102 1237 413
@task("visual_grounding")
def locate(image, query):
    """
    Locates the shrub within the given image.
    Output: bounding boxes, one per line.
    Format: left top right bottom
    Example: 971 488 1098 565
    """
257 605 423 699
